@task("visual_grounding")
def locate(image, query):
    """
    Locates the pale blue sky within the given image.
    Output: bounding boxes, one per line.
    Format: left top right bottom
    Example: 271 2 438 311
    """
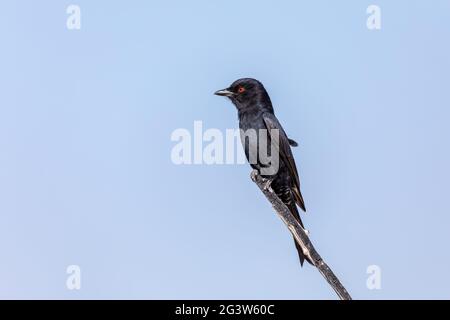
1 1 450 299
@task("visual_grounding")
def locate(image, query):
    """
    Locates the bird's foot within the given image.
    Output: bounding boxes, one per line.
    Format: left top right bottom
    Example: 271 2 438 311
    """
251 170 274 192
263 178 274 191
250 170 259 182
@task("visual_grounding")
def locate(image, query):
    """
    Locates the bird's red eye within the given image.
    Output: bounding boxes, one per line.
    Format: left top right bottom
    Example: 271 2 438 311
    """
238 86 246 93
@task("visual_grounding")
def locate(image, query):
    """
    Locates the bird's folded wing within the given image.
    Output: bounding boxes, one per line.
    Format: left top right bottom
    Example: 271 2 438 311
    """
262 113 306 212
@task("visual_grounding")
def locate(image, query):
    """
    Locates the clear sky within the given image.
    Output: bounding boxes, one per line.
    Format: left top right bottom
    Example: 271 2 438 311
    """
1 1 450 299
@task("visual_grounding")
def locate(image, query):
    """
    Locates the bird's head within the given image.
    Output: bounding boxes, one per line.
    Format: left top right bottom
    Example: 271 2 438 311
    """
214 78 273 113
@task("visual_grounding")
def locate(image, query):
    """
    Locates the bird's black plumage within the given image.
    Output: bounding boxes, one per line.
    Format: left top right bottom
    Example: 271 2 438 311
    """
215 78 311 266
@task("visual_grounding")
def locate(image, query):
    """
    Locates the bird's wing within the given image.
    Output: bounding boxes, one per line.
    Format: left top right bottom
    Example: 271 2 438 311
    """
262 113 306 212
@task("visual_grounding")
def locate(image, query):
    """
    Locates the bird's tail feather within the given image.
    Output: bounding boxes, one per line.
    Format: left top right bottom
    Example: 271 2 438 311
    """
288 202 313 267
294 238 306 266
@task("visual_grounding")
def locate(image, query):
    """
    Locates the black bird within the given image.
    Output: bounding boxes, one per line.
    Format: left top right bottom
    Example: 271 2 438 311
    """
215 78 311 266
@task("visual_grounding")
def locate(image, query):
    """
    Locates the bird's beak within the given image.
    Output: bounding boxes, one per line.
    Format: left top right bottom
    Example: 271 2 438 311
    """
214 89 234 97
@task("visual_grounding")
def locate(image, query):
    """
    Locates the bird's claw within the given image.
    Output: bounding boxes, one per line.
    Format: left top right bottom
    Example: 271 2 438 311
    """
250 170 259 182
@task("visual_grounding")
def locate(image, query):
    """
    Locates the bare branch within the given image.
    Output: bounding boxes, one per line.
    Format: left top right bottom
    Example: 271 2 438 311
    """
251 171 352 300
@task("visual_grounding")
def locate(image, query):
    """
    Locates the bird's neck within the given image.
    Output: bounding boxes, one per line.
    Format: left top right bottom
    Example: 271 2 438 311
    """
235 93 274 117
237 103 274 122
